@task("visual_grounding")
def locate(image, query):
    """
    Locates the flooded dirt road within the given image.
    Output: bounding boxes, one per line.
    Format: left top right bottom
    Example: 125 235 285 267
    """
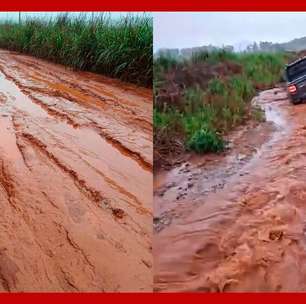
154 87 306 291
0 50 152 291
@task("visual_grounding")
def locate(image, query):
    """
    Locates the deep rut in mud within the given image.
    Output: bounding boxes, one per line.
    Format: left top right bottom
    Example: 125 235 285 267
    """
0 50 152 291
154 87 306 292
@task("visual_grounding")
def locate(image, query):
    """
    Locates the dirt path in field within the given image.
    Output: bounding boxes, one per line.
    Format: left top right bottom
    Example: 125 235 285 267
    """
0 50 152 292
154 87 306 292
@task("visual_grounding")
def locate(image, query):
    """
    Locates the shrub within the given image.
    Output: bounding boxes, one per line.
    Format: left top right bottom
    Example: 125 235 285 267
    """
187 128 224 153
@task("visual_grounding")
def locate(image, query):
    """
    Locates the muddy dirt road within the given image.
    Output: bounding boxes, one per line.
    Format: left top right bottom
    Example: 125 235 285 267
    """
0 50 152 291
154 87 306 292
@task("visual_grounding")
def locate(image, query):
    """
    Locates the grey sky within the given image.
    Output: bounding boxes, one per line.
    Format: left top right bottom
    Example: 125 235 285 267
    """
154 12 306 51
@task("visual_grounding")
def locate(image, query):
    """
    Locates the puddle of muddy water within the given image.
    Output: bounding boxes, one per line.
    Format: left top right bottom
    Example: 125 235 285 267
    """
0 73 48 118
0 117 21 162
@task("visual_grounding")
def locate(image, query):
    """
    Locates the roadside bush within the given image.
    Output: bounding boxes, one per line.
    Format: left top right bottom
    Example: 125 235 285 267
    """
187 128 224 153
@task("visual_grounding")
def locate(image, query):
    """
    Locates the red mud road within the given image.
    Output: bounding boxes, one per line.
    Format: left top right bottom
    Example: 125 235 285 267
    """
0 50 152 291
154 87 306 292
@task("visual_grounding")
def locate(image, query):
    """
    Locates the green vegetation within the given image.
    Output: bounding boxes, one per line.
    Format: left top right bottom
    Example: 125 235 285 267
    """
0 14 152 87
154 50 290 165
187 128 224 153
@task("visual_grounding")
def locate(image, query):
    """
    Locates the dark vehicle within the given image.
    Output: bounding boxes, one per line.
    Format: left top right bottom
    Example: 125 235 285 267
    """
285 57 306 104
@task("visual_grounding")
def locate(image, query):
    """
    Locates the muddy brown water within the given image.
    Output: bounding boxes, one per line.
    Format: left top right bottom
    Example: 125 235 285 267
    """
0 50 152 291
154 87 306 292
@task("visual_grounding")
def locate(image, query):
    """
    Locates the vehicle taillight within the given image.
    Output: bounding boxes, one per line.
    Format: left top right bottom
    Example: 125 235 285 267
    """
288 84 297 94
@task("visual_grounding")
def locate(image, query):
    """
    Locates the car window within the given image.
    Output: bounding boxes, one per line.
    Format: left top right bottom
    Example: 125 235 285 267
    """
287 60 306 82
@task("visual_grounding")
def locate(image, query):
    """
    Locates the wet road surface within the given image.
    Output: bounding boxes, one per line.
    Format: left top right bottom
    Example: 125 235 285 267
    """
154 87 306 291
0 50 152 291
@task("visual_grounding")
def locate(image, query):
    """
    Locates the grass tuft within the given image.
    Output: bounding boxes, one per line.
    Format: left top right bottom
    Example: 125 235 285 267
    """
187 128 224 153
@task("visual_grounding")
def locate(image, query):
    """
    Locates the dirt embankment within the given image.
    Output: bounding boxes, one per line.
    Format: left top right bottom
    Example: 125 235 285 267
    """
0 50 152 291
154 87 306 291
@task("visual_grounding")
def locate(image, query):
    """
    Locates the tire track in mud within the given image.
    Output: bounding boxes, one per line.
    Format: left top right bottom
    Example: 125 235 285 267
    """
0 50 152 291
0 51 152 170
154 88 306 292
6 76 152 171
19 132 104 204
0 133 99 291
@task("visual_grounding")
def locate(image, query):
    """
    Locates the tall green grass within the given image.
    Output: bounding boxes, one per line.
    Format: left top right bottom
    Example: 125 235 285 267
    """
154 50 289 160
0 13 152 87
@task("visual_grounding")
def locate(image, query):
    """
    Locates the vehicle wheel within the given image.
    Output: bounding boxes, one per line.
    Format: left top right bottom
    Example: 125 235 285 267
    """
292 99 301 105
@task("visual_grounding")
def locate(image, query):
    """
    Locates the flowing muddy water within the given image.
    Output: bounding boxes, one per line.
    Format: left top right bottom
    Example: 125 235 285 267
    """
0 50 152 291
154 87 306 292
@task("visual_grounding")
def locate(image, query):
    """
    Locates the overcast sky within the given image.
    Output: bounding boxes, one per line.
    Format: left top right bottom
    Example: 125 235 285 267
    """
154 12 306 51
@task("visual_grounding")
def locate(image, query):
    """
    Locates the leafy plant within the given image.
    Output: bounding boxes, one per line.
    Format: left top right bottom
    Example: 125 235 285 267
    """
187 128 224 153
